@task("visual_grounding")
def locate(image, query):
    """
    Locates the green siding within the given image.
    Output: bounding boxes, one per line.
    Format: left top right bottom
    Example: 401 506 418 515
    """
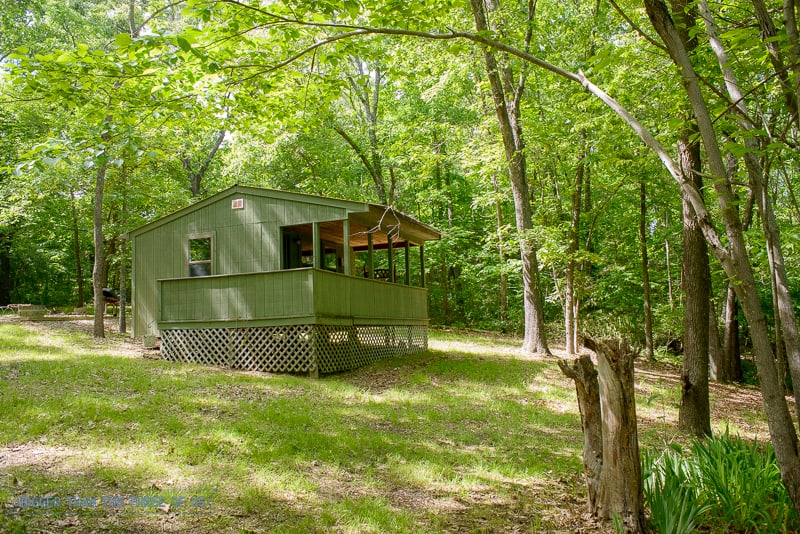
132 191 352 337
157 269 428 330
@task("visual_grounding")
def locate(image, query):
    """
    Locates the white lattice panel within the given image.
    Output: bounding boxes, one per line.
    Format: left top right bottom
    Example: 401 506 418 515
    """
160 324 427 375
161 326 314 373
315 325 428 374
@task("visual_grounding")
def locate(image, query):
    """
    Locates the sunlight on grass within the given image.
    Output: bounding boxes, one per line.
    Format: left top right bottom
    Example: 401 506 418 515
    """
0 322 773 532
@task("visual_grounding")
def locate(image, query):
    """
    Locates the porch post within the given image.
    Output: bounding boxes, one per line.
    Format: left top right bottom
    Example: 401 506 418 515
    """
312 222 321 269
343 219 351 275
404 240 410 285
387 234 395 283
367 232 374 279
420 244 426 288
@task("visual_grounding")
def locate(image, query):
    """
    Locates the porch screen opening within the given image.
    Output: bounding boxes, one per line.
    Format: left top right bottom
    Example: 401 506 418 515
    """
189 237 212 277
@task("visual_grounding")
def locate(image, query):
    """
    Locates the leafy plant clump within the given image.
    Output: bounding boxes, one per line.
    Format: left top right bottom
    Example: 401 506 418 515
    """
643 432 799 533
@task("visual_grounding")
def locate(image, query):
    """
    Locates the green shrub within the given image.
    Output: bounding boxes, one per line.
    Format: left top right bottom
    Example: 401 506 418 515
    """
692 432 797 532
642 444 708 534
643 432 799 533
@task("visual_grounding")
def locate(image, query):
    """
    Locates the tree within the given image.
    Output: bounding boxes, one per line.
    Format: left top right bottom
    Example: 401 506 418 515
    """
469 0 550 354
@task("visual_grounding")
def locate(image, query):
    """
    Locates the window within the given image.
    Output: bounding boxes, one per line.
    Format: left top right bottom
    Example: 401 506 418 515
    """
188 236 212 277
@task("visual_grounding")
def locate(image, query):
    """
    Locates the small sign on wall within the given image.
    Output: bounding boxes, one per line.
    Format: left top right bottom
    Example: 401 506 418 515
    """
232 198 244 210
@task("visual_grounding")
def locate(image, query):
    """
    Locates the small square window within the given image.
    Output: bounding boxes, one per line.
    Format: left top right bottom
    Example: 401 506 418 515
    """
189 236 212 277
232 198 244 210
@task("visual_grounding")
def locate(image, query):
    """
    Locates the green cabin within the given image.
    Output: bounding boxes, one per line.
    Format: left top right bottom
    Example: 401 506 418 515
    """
126 185 441 375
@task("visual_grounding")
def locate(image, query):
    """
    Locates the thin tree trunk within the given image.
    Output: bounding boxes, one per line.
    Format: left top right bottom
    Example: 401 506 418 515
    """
69 190 85 308
183 129 225 198
709 299 723 381
751 0 798 125
493 175 508 326
772 263 787 396
470 0 550 354
118 179 128 334
566 148 584 355
0 230 12 306
664 225 674 309
92 141 110 339
639 180 654 361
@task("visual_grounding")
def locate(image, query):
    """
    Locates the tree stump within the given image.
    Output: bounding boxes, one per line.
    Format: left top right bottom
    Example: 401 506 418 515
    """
559 338 645 533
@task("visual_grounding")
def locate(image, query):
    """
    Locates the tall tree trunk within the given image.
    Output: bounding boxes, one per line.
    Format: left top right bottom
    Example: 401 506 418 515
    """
645 0 800 511
69 189 85 308
638 180 655 361
470 0 550 354
118 168 128 334
566 147 584 355
667 0 712 436
92 142 110 339
699 0 800 419
678 131 711 436
664 216 674 309
119 237 127 334
721 283 743 382
783 0 800 121
493 175 508 326
709 299 724 381
0 230 12 306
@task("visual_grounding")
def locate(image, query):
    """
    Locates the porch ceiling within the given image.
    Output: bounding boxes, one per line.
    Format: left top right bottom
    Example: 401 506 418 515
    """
284 207 440 252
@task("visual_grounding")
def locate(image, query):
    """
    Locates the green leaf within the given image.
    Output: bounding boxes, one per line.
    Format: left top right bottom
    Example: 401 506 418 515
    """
177 37 192 52
115 33 133 48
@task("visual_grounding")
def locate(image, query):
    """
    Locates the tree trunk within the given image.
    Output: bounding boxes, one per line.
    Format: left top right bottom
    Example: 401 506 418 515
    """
783 0 800 121
699 0 800 419
664 222 674 309
645 0 800 511
560 339 645 532
709 300 724 381
558 355 602 507
470 0 550 354
638 180 655 361
750 0 798 125
119 236 127 334
69 190 85 308
678 129 711 437
92 147 110 339
721 283 743 382
565 149 584 355
183 129 225 198
0 230 11 306
493 175 508 326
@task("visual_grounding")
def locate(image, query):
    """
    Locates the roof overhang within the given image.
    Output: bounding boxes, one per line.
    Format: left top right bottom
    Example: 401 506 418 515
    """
124 185 442 246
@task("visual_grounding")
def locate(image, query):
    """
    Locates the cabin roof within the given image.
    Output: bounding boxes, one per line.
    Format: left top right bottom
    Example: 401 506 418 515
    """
125 185 441 244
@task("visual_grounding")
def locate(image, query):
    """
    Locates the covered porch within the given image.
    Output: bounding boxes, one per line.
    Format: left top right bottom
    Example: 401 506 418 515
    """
158 268 430 375
279 205 436 286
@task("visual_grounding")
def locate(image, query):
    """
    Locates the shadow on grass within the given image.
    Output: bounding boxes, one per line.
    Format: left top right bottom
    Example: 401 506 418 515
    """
0 324 587 533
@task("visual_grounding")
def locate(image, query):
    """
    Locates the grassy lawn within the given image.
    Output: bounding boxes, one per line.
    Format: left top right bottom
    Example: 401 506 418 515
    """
0 321 768 533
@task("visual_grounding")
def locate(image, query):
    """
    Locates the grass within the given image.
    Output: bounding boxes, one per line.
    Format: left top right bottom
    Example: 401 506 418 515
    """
0 320 770 532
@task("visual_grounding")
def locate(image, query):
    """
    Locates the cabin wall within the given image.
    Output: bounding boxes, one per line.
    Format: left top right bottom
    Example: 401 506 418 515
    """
132 191 348 337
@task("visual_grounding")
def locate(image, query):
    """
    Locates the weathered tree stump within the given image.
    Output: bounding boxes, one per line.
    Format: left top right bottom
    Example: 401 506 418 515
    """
558 338 645 533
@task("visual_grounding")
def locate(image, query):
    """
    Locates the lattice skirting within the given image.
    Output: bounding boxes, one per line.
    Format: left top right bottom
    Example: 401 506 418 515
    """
160 324 427 374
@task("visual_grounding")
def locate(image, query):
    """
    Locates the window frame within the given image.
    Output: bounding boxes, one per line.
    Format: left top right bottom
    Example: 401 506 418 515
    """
187 233 214 277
